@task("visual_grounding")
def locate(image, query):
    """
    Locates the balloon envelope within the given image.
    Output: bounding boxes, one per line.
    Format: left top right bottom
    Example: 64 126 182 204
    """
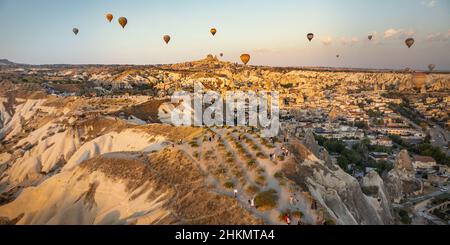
240 54 250 65
220 53 223 57
106 13 113 23
118 17 128 28
307 33 314 42
163 35 171 44
405 38 415 48
368 35 373 40
210 28 217 36
72 28 79 35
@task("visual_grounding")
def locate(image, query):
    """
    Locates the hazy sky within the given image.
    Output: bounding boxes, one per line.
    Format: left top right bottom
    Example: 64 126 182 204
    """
0 0 449 70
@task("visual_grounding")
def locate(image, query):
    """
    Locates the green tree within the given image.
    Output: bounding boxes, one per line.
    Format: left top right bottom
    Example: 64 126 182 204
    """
337 156 350 171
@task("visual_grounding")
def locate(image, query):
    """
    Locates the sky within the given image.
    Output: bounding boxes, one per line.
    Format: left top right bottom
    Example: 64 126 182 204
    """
0 0 449 70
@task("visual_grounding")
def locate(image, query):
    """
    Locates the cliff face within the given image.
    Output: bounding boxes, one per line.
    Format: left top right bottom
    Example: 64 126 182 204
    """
285 131 394 225
383 150 423 204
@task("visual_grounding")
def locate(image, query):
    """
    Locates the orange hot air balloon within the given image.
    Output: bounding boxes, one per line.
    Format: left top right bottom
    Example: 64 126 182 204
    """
307 33 314 42
72 28 79 35
240 54 250 65
210 28 217 36
405 38 414 48
118 17 128 29
163 35 171 44
106 13 114 23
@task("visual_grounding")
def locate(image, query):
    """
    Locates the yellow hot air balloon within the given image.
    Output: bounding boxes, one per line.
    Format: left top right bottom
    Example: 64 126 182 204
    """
307 33 314 42
106 13 114 23
72 28 79 35
210 28 217 36
118 17 128 29
405 38 414 48
163 35 171 44
240 54 250 65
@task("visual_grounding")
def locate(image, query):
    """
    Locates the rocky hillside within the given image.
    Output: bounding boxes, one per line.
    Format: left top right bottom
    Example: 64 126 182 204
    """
283 131 425 225
0 91 365 225
0 58 440 225
283 131 394 225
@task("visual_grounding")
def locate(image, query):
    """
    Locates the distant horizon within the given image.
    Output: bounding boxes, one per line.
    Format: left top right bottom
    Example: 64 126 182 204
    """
3 57 450 73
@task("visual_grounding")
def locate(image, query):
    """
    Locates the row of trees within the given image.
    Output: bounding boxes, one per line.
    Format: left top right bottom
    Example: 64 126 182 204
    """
390 135 449 166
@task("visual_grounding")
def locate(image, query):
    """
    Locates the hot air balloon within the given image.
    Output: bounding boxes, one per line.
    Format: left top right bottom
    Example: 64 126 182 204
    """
163 35 171 44
240 54 250 65
336 54 340 58
210 28 217 36
118 17 128 29
307 33 314 42
405 38 415 48
428 64 436 72
368 35 373 41
220 53 223 57
106 13 113 23
72 28 79 35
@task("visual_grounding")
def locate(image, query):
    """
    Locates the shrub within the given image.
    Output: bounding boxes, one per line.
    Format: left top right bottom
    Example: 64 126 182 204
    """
246 185 260 195
232 169 243 178
361 186 379 196
256 175 267 186
274 171 283 179
216 165 227 175
193 151 200 159
323 219 336 225
398 209 412 224
292 211 304 219
256 152 266 159
255 189 278 211
224 181 235 189
247 159 256 168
